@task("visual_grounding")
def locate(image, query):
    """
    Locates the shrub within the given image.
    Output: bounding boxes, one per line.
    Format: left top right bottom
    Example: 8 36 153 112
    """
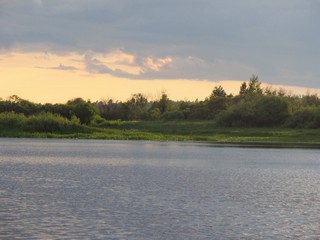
255 96 291 127
145 108 161 121
24 112 81 132
0 112 26 129
285 107 320 128
215 100 256 127
160 110 185 121
90 114 108 126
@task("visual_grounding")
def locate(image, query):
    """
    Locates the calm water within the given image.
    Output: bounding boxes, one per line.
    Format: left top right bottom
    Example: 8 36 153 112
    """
1 138 320 239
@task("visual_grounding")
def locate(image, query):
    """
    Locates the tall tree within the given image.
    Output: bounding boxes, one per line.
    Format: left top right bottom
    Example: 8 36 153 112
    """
67 98 98 124
248 74 263 95
211 86 227 98
239 75 263 98
239 82 248 96
158 93 171 114
126 93 148 120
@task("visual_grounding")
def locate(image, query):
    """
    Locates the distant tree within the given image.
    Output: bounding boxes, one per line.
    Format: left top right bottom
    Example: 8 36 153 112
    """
285 106 320 128
8 95 22 103
215 100 256 127
146 108 161 120
73 102 98 124
188 101 210 120
67 98 98 124
96 99 124 120
301 94 320 107
239 82 248 96
158 92 171 114
4 95 41 116
264 86 277 96
239 75 263 98
126 93 148 120
129 94 148 108
255 95 291 127
160 110 185 120
247 74 263 95
67 97 87 105
277 88 287 97
207 88 230 119
211 86 227 98
179 101 198 119
43 103 73 119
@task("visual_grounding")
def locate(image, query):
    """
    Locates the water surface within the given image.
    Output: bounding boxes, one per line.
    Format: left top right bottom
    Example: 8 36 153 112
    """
1 138 320 239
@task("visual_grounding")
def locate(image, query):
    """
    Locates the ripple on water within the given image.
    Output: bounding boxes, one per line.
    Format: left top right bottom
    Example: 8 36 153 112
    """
1 139 320 239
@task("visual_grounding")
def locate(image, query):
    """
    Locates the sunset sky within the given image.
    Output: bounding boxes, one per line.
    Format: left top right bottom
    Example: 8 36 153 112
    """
1 0 320 103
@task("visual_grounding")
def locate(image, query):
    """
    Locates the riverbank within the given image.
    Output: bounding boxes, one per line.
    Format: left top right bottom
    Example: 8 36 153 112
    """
1 121 320 148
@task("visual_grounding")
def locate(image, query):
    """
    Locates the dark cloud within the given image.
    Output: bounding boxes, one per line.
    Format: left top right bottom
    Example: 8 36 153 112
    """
52 64 78 71
35 64 78 71
83 51 256 81
84 54 134 78
1 0 319 87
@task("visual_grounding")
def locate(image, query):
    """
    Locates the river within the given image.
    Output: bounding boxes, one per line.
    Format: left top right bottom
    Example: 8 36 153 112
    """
1 138 320 239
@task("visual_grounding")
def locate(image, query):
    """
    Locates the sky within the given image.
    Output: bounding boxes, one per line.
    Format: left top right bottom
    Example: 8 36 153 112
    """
1 0 320 103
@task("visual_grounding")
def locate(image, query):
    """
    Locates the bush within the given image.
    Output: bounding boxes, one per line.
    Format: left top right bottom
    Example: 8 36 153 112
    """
207 97 229 119
90 114 108 126
285 107 320 128
160 110 185 121
24 112 81 132
144 108 161 121
216 96 291 127
0 112 26 129
215 100 256 127
255 96 291 127
188 104 210 120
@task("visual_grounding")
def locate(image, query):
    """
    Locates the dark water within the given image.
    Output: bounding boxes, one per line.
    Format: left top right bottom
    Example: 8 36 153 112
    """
1 138 320 239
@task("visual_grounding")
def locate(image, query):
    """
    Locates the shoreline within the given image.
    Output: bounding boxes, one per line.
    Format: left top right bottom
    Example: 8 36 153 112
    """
1 135 320 149
1 121 320 149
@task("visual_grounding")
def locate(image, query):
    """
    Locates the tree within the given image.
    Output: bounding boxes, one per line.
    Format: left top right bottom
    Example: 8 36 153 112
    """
215 100 256 127
248 74 263 95
73 102 98 124
5 95 41 116
301 94 320 107
126 93 148 120
158 92 171 114
8 95 22 103
146 108 161 120
239 82 247 96
43 103 73 119
255 95 291 127
188 101 210 120
239 75 263 97
67 98 86 105
211 86 227 98
264 86 277 96
67 98 98 124
129 93 148 108
96 99 124 120
285 106 320 128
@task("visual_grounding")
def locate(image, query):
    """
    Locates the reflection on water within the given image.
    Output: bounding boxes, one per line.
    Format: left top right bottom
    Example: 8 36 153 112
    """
1 138 320 239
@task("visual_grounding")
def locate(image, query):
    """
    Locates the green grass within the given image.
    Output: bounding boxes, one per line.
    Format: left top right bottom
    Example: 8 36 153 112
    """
1 120 320 148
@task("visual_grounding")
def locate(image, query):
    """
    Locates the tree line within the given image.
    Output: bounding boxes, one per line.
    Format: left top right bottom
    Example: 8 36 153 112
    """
1 75 320 130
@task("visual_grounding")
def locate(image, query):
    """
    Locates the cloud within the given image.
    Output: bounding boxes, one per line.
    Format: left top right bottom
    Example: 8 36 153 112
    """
0 0 319 88
142 57 172 72
82 49 256 81
36 64 78 71
54 64 78 71
106 49 136 65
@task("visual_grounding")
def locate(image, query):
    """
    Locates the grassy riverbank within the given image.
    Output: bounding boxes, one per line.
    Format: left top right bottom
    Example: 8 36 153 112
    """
1 121 320 147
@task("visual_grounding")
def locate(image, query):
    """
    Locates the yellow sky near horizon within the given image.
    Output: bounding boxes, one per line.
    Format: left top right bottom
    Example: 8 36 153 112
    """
1 51 319 103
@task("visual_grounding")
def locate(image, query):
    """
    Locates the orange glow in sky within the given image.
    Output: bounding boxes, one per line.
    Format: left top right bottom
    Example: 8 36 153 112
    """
1 51 319 103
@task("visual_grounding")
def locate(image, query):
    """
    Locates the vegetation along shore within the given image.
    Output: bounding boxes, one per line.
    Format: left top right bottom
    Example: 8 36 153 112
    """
1 75 320 147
